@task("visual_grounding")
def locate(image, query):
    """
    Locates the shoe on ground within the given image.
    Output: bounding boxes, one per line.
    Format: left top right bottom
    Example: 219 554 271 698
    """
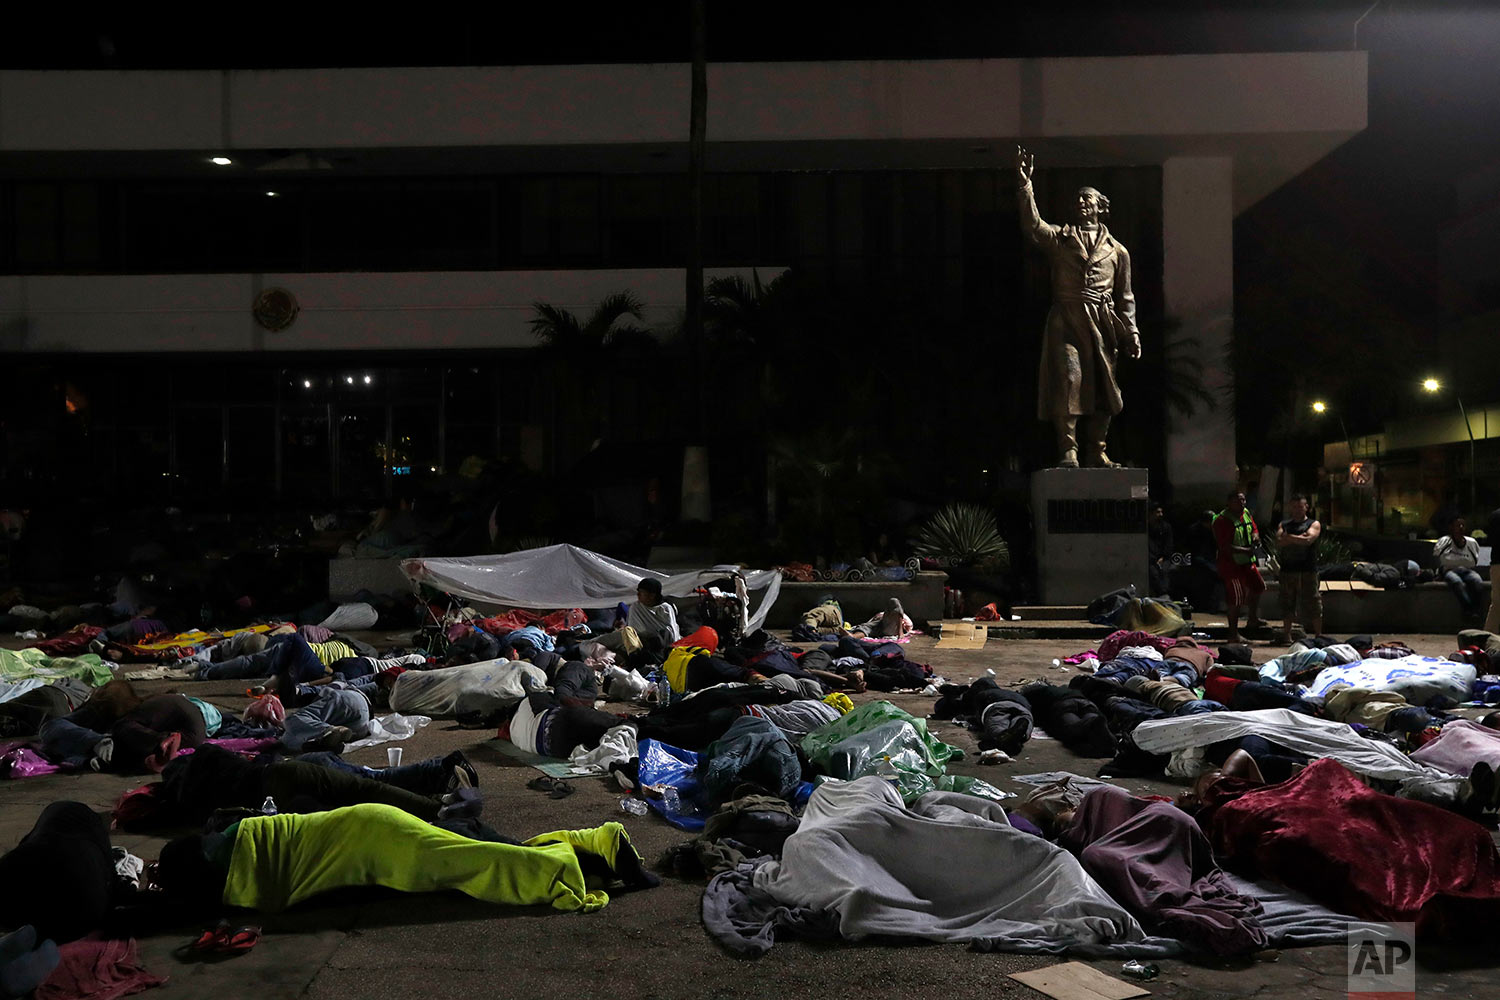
303 727 352 754
444 750 479 791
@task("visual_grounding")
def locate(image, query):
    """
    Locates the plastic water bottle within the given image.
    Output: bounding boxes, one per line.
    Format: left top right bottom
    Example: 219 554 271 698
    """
662 785 682 814
619 797 648 816
260 796 277 816
875 757 899 785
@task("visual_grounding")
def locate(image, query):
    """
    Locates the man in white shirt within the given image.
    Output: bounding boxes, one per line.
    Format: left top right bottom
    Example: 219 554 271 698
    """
1434 516 1485 620
626 577 680 652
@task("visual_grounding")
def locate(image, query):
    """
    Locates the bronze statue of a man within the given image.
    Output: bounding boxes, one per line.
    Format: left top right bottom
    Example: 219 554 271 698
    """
1016 146 1140 468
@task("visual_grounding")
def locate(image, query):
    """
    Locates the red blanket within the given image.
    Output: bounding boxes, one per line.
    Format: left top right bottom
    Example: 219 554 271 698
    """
36 937 164 1000
1207 758 1500 939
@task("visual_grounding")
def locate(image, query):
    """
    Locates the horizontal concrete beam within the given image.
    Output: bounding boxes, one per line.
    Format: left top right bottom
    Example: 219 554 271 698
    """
0 266 779 353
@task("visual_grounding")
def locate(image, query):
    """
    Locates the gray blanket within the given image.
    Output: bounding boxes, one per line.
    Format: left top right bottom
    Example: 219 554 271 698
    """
741 777 1181 956
702 780 1395 957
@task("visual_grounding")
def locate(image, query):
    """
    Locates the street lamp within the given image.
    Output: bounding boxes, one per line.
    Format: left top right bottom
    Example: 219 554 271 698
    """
1422 377 1476 516
1312 400 1358 529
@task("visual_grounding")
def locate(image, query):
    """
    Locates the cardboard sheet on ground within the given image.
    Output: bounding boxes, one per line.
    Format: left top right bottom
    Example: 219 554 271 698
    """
401 543 783 631
489 739 585 779
1008 962 1149 1000
936 622 988 649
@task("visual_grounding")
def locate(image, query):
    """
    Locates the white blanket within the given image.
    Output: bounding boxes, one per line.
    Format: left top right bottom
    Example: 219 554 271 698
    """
1131 708 1463 803
388 658 546 716
1306 655 1476 706
751 777 1170 954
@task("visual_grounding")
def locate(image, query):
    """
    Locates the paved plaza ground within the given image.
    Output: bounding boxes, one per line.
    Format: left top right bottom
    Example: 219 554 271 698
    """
3 630 1497 1000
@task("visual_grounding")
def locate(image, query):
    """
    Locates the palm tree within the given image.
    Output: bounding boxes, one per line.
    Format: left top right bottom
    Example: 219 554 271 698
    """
529 291 653 353
705 270 795 524
529 292 656 470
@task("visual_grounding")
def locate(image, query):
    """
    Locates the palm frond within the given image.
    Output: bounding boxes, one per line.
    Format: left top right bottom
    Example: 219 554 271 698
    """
529 302 582 349
583 291 645 342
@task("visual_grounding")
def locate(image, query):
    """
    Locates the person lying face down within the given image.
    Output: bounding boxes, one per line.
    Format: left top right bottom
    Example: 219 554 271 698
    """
38 680 207 773
150 744 483 827
152 803 659 915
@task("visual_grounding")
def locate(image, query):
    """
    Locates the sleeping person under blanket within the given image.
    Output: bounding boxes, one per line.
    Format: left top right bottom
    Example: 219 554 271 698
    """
153 803 658 913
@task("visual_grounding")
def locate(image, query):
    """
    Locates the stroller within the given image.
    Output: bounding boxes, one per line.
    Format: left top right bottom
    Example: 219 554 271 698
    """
693 572 750 648
411 586 467 659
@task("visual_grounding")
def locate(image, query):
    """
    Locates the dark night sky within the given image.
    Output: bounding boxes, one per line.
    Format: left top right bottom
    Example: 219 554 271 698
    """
5 2 1499 399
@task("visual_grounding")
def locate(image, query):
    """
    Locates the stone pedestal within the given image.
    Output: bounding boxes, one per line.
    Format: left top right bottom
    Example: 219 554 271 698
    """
1032 467 1150 605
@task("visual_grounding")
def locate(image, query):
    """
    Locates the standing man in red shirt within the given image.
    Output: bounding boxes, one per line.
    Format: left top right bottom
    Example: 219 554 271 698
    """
1214 490 1266 643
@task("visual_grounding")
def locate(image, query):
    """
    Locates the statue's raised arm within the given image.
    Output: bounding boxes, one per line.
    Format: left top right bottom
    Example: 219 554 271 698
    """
1015 145 1054 245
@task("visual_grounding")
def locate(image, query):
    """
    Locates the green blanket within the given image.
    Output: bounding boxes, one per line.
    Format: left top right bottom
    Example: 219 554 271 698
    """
224 803 630 913
0 648 113 688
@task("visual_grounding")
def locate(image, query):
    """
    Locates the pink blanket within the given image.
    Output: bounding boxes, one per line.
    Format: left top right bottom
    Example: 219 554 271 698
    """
1411 719 1500 777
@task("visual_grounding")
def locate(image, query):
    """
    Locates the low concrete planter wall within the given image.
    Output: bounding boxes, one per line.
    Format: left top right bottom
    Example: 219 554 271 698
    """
769 572 947 629
331 560 947 630
329 558 410 602
1262 578 1490 637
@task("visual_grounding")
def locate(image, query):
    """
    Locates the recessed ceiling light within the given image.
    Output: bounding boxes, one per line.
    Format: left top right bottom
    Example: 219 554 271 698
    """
302 379 312 389
265 190 279 197
209 156 233 166
362 375 372 384
345 376 355 385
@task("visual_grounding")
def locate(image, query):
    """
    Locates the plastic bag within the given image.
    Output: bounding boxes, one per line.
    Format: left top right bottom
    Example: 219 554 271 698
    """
800 701 961 802
1 746 61 778
636 739 707 831
343 713 431 751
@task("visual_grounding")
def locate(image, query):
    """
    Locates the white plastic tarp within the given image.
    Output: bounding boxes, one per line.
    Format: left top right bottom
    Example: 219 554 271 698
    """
401 544 783 632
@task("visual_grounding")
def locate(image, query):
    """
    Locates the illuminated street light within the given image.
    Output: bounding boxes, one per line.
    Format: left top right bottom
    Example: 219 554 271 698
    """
1420 377 1475 513
1312 400 1326 414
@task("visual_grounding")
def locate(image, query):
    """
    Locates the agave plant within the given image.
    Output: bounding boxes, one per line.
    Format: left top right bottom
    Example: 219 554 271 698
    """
912 504 1010 570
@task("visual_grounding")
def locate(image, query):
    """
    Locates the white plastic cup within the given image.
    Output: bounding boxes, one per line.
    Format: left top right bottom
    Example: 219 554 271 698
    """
387 747 403 767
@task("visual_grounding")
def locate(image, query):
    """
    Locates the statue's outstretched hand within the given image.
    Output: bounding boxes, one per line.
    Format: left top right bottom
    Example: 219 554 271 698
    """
1016 146 1034 184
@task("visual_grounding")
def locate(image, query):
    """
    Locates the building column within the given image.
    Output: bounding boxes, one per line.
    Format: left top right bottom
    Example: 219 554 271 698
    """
1162 156 1237 493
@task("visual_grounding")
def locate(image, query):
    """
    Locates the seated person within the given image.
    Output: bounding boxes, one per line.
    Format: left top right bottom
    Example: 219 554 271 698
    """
851 599 913 640
1435 516 1486 620
152 803 657 914
626 578 680 650
39 680 206 773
